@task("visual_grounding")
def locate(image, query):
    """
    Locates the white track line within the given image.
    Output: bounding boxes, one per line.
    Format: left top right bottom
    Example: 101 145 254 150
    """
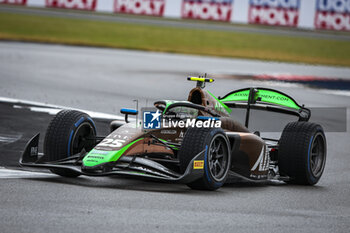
0 167 55 179
0 134 22 143
0 96 123 120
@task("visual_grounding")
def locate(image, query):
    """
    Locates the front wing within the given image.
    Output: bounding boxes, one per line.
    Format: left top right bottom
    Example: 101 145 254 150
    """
19 134 205 184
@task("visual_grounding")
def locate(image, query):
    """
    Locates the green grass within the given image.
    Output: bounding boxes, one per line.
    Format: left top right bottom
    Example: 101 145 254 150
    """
1 12 350 66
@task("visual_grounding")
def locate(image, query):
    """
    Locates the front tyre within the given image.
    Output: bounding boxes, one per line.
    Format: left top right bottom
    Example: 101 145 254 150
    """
278 122 326 185
178 128 231 191
44 110 97 177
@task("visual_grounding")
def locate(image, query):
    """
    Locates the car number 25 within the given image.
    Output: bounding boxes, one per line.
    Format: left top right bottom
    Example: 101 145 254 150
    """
98 138 125 148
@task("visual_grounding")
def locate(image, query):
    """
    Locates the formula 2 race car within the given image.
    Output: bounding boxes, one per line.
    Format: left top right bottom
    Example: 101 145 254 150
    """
20 76 327 190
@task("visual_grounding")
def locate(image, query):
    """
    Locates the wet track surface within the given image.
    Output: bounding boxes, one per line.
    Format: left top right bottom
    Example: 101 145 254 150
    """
0 42 350 233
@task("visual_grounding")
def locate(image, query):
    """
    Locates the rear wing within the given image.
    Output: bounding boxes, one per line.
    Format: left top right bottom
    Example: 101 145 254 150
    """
219 88 311 127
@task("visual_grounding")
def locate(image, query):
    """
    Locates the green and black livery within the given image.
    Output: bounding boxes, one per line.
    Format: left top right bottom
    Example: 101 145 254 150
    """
20 76 326 190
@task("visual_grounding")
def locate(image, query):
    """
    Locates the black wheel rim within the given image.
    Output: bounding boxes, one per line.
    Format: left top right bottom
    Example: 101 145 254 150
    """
71 122 95 156
310 133 326 177
208 135 229 181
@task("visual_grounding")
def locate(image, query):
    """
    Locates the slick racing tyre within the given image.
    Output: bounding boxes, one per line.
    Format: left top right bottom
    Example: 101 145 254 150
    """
44 110 97 177
278 122 326 185
178 127 231 191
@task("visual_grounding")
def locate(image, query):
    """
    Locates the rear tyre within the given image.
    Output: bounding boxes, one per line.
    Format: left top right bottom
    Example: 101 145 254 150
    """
44 110 97 177
278 122 326 185
178 127 231 191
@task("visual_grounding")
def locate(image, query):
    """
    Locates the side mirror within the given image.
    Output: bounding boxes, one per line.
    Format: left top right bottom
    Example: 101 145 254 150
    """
120 108 138 123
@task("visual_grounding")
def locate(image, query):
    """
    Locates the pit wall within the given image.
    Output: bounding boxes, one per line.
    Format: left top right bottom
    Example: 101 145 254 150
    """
1 0 349 31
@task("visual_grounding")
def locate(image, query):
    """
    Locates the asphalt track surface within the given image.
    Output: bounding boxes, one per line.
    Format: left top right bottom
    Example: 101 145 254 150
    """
1 5 350 41
0 42 350 233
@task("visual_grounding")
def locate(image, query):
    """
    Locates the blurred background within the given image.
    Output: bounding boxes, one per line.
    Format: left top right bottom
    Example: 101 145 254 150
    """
1 0 350 65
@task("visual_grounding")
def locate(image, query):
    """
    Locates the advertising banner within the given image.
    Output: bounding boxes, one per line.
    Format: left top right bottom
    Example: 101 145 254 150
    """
181 0 234 22
315 0 350 31
0 0 26 4
114 0 166 16
2 0 349 31
248 0 300 27
45 0 97 11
